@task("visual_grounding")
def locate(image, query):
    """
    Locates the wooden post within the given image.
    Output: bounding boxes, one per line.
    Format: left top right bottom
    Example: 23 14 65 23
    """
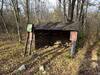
27 32 33 55
24 32 29 55
24 24 35 56
32 29 35 50
70 31 78 57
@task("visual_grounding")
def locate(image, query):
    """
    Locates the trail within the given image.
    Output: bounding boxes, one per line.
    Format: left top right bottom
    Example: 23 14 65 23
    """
78 42 100 75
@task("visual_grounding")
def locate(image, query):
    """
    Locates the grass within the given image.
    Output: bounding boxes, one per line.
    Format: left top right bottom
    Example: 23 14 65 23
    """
97 41 100 55
0 34 100 75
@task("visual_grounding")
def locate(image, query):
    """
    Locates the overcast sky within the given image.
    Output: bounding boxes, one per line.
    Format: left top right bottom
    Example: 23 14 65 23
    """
48 0 57 7
88 0 100 12
48 0 100 12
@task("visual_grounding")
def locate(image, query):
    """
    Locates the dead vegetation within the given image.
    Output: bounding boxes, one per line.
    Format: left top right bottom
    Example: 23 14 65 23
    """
0 0 100 75
0 34 100 75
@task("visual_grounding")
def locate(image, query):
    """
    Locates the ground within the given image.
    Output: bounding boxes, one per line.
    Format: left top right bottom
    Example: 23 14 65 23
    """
0 34 100 75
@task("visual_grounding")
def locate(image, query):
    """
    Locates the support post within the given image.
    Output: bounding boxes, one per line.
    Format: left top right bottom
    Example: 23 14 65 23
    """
27 32 33 55
70 31 78 57
32 29 35 50
24 24 35 56
24 32 29 55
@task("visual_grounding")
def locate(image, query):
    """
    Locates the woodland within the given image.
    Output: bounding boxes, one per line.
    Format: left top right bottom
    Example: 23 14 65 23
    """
0 0 100 75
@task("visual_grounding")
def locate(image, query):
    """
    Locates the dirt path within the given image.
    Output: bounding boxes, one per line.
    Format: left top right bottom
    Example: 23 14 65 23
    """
78 42 100 75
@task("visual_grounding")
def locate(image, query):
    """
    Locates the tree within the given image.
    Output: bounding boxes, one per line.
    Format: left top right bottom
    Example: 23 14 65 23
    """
10 0 21 42
63 0 67 22
0 0 9 33
67 0 76 22
26 0 30 24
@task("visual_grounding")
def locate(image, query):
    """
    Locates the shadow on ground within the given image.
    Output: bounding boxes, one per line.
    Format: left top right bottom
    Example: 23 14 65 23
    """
14 46 68 75
78 42 100 75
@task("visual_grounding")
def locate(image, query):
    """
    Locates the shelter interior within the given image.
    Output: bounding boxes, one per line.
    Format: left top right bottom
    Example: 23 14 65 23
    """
35 30 70 49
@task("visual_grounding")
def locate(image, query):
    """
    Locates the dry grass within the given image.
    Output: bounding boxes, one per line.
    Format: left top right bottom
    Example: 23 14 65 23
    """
0 34 100 75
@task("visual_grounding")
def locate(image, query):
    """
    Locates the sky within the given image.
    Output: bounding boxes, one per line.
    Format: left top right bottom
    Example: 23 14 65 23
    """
0 0 100 12
48 0 100 12
45 0 57 12
88 0 100 12
48 0 57 7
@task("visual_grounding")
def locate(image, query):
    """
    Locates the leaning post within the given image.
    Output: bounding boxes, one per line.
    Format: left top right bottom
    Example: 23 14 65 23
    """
24 24 34 56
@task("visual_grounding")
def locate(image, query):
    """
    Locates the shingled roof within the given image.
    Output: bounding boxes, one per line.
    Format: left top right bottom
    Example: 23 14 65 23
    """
34 22 79 31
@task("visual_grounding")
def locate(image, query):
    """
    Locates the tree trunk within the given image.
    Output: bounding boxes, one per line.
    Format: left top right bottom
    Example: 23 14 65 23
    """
76 0 80 19
67 0 76 22
68 0 72 21
70 0 76 21
26 0 30 24
79 0 85 21
10 0 21 42
0 0 9 33
63 0 67 23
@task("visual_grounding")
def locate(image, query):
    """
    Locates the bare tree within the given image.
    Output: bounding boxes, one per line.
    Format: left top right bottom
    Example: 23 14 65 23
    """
67 0 76 22
79 0 85 21
26 0 30 24
63 0 67 22
59 0 61 7
76 0 80 19
10 0 21 42
0 0 9 33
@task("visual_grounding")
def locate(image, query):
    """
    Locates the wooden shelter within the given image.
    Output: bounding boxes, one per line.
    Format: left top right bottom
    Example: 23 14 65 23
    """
32 22 79 49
